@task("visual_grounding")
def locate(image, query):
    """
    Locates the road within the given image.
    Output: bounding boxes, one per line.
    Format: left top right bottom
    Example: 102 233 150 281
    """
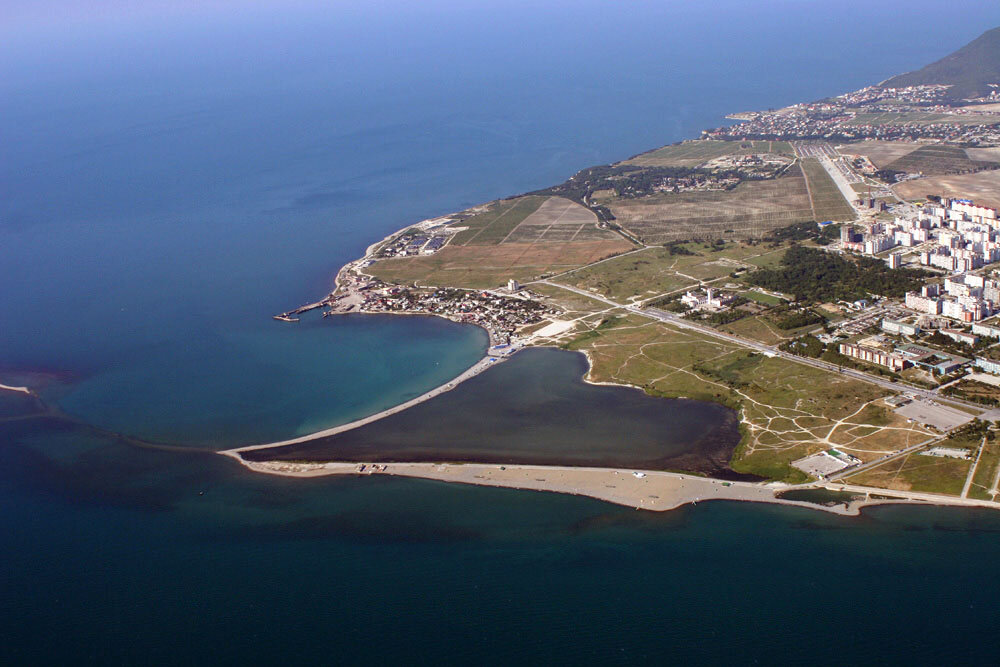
538 279 985 413
826 435 941 482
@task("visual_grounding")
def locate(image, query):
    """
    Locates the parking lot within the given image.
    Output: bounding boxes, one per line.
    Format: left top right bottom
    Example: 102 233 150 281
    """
894 399 973 431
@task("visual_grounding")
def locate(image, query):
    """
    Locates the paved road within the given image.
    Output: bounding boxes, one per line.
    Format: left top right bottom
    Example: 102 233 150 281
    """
539 280 985 414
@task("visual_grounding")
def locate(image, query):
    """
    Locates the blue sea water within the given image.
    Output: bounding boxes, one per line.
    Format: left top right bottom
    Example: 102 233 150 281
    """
4 1 1000 663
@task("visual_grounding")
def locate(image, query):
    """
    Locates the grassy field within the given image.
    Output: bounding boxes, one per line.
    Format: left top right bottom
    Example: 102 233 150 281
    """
718 315 798 345
607 168 815 243
836 141 923 168
847 449 973 496
799 158 856 222
742 247 788 268
625 140 793 167
451 196 547 245
559 242 769 301
967 437 1000 501
883 144 999 175
561 247 699 301
893 169 1000 210
943 379 1000 407
740 290 784 305
547 304 921 482
368 240 633 289
845 112 1000 126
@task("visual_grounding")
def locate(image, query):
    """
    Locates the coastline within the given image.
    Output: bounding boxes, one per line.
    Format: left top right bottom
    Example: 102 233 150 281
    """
227 351 511 453
0 383 34 396
223 457 1000 517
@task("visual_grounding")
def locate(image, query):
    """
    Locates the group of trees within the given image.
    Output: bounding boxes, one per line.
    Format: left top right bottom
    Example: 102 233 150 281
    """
746 246 928 303
533 164 745 203
772 309 825 330
761 221 837 246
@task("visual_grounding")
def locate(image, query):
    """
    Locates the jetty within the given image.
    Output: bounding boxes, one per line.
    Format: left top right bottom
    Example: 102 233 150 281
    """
273 298 328 322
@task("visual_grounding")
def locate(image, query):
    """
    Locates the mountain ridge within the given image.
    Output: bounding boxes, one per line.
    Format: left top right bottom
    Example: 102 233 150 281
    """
881 26 1000 100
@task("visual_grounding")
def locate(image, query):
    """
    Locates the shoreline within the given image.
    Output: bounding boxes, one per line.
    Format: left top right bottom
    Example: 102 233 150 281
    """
223 457 1000 516
225 349 516 454
0 383 35 396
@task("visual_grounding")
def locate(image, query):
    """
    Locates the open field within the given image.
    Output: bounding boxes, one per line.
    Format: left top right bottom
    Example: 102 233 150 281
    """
845 112 1000 126
943 378 1000 407
717 315 796 345
368 239 633 289
847 448 973 496
893 170 1000 209
836 141 923 168
452 196 617 246
966 147 1000 161
883 144 1000 175
369 195 632 288
560 242 767 301
967 437 1000 501
740 290 784 306
741 247 788 268
799 157 856 221
625 140 793 167
451 196 547 245
608 168 814 243
553 309 927 482
503 197 610 243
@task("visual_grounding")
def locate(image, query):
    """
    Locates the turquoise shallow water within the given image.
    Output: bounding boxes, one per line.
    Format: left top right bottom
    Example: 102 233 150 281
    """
5 1 1000 663
246 347 746 475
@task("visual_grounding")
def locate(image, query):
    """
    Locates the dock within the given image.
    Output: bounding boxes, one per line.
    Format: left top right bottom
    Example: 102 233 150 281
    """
273 298 329 322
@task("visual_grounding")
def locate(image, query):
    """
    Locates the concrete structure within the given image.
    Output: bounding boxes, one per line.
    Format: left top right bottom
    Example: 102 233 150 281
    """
881 318 920 336
680 287 734 310
895 344 970 375
975 357 1000 375
940 328 978 346
972 322 1000 338
839 342 910 371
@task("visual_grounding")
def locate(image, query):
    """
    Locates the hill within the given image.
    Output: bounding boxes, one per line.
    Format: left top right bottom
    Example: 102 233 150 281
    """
881 27 1000 100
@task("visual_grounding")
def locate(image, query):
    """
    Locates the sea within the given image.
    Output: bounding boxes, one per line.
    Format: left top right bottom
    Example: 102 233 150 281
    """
3 1 1000 663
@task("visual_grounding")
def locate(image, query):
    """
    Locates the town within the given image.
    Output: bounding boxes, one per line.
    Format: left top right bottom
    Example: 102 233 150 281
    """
326 272 558 346
708 85 1000 146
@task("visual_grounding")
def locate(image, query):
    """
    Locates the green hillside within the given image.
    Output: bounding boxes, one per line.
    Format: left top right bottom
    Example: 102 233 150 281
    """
882 27 1000 100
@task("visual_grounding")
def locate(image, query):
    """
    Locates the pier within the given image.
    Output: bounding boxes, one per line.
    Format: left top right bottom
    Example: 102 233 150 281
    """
273 299 328 322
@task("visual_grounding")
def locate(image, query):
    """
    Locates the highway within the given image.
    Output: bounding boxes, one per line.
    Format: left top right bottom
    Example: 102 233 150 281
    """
539 279 987 414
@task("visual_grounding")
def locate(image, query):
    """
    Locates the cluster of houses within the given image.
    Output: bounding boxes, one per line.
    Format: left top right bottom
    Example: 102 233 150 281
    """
377 222 454 259
705 85 1000 145
650 173 741 194
831 85 951 106
353 284 557 345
